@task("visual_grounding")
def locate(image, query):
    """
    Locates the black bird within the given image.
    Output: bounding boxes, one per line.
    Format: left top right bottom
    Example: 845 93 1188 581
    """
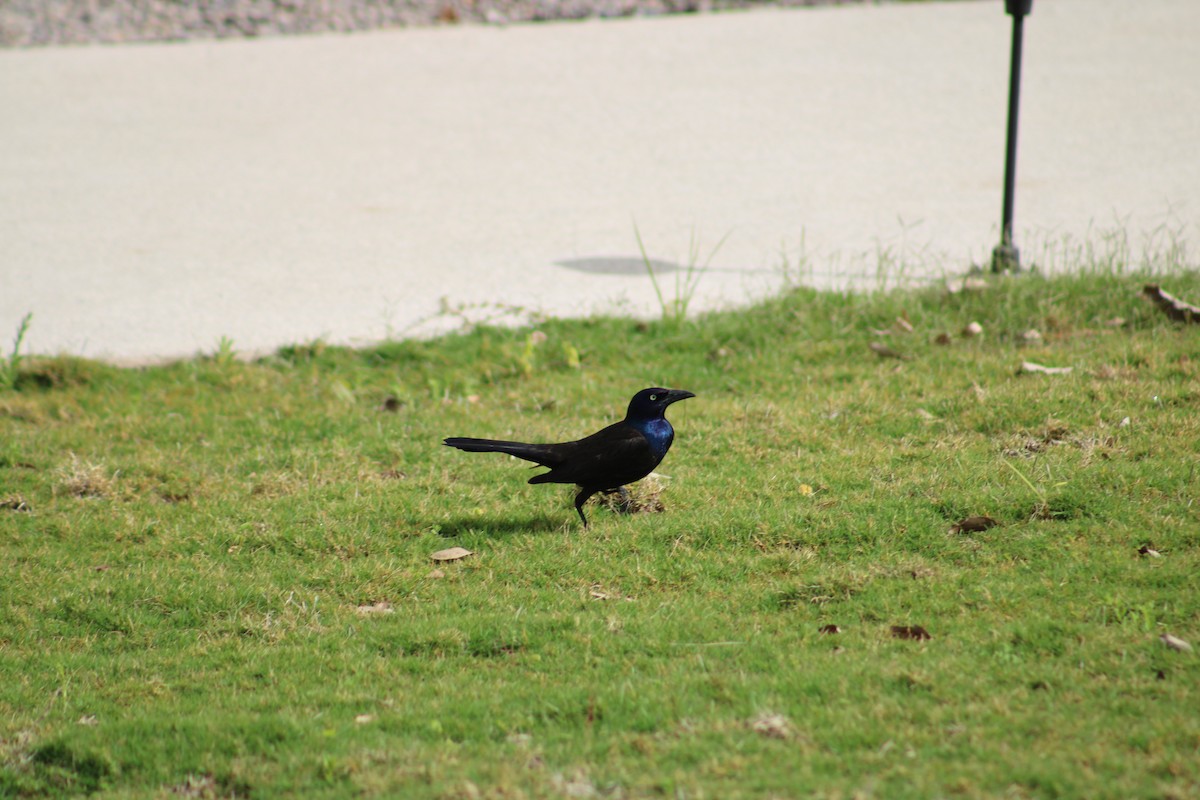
444 387 695 527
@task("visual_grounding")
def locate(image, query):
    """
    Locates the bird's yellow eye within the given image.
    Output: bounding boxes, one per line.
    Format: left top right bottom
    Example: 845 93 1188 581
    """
649 394 658 401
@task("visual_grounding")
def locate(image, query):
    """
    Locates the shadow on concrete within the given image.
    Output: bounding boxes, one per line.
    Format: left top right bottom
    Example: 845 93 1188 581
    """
554 256 683 276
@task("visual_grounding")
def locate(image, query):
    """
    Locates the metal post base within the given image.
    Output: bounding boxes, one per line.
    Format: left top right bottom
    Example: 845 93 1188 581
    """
991 242 1021 274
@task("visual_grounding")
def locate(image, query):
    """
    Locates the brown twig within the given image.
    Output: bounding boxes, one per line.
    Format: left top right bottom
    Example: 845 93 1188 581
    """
1143 284 1200 324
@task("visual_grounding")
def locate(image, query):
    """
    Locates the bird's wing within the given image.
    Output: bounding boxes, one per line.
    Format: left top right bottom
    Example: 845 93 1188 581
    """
528 422 658 489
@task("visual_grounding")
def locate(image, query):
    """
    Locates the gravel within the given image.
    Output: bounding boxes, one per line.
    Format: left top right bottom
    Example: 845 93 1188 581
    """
0 0 869 47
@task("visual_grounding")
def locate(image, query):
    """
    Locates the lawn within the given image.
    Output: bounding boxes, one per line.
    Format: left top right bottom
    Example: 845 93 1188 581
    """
2 266 1198 798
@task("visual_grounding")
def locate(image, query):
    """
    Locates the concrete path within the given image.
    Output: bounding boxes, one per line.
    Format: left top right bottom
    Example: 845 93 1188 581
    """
2 0 1197 363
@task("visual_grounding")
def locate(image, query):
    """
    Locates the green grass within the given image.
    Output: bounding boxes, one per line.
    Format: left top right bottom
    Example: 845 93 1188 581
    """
2 268 1199 799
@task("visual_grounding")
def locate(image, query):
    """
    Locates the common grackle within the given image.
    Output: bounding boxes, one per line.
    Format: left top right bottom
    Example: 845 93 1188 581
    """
444 387 694 527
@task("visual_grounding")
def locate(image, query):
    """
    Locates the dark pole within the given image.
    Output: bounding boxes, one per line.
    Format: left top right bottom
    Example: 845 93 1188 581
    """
992 0 1033 273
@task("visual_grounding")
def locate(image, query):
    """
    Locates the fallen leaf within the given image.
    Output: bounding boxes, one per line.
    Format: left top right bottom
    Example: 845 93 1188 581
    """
819 624 841 635
551 772 596 798
1041 420 1070 441
171 774 220 798
1021 329 1043 343
934 332 953 346
951 515 999 533
1119 417 1131 428
1018 361 1073 375
589 585 633 602
93 565 110 572
891 625 932 641
869 342 908 360
1160 633 1192 652
947 277 990 294
356 602 394 615
1 498 31 512
355 714 375 724
1137 545 1162 558
1103 317 1126 328
431 547 472 562
428 568 446 579
893 316 914 334
750 712 793 740
961 321 984 338
77 715 98 726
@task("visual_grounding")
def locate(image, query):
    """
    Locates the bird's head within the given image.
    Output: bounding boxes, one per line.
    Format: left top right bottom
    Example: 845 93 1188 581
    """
626 387 695 420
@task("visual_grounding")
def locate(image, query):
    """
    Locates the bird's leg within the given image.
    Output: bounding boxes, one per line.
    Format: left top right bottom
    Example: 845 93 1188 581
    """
602 486 634 514
574 488 597 528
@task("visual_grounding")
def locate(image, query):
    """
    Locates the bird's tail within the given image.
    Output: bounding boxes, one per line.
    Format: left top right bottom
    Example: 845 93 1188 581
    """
443 437 559 467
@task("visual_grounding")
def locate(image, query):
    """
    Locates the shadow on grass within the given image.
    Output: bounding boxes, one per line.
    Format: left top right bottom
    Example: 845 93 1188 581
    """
437 514 568 537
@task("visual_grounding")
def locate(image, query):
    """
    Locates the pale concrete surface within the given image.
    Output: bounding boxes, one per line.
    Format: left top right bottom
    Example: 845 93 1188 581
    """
2 0 1198 363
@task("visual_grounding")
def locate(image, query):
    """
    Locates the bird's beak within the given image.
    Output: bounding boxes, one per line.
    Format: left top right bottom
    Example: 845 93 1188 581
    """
665 389 696 404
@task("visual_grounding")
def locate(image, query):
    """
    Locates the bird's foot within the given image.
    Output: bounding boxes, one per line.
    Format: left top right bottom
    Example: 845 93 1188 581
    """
601 486 636 515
